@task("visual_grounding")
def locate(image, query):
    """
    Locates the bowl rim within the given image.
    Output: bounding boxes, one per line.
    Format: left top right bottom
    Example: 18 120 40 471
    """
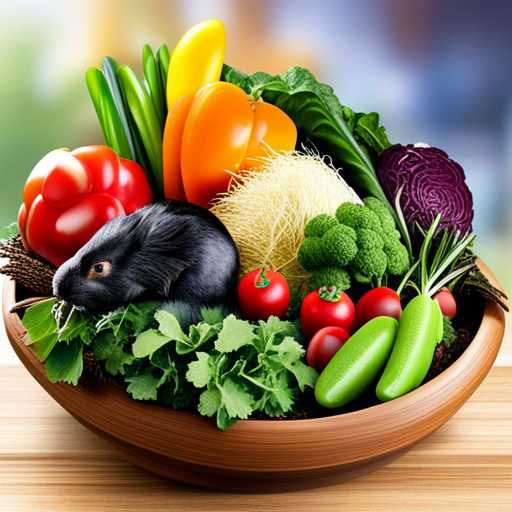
2 259 506 473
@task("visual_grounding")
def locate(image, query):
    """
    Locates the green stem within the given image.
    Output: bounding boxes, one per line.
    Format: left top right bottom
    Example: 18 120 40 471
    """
240 370 275 392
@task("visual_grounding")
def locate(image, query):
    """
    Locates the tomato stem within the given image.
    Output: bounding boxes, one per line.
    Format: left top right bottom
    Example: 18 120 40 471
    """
254 267 270 288
318 286 342 303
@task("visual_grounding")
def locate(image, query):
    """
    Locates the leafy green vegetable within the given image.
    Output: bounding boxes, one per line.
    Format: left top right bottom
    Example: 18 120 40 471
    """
0 223 19 240
20 298 316 430
22 299 57 344
221 64 393 215
45 339 83 386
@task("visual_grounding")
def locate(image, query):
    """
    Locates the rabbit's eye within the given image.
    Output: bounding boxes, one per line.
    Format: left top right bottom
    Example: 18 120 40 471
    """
87 261 111 279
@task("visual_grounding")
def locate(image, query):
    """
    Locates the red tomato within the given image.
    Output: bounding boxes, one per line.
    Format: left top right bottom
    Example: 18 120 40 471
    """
300 288 355 339
237 267 290 322
433 288 457 319
306 326 350 373
355 287 402 330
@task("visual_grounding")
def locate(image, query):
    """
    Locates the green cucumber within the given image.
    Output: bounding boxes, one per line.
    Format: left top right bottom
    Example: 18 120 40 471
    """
376 294 442 402
315 316 398 408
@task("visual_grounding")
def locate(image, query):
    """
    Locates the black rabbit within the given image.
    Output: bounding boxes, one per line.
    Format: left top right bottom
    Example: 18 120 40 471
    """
52 199 239 321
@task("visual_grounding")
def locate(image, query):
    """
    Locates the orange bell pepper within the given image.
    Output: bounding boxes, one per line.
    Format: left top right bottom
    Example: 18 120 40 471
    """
163 81 297 209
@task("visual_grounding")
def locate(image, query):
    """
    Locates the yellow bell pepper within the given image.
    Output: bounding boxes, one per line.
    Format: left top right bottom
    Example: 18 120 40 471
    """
166 19 226 111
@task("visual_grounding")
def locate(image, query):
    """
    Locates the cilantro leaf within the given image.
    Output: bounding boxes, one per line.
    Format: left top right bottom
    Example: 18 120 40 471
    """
91 330 134 375
155 309 190 343
215 315 255 353
219 377 254 420
200 307 226 326
186 352 214 388
269 336 305 364
104 346 136 375
288 361 319 392
198 385 222 417
132 329 171 358
125 367 160 400
179 323 218 355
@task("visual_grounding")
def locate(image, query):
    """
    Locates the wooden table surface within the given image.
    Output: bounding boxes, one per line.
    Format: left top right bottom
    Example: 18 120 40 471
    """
1 288 511 511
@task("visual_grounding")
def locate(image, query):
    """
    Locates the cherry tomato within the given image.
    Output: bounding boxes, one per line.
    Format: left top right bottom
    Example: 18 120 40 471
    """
300 288 355 339
354 287 402 330
306 326 350 373
237 267 290 322
433 288 457 319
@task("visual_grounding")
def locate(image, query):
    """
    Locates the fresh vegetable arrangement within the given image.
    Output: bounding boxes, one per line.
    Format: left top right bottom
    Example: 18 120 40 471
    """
0 19 508 431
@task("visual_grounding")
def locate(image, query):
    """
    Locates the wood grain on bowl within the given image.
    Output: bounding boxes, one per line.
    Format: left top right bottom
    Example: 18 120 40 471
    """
1 261 506 493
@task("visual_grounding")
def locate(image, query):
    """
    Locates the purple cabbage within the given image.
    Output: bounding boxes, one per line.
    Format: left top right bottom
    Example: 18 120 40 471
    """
377 144 474 235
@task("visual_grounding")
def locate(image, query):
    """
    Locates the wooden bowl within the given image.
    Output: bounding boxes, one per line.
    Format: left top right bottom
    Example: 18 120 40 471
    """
2 261 506 493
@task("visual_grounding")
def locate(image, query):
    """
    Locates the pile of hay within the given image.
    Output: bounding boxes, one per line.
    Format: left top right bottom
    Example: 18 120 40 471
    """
210 151 362 291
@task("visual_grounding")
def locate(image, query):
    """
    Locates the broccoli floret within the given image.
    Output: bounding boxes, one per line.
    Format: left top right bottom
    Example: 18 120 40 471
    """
383 235 410 275
362 197 396 234
350 247 388 285
298 199 410 290
304 214 339 238
321 224 358 267
310 267 351 292
349 225 389 285
335 202 382 233
297 237 325 271
355 228 384 251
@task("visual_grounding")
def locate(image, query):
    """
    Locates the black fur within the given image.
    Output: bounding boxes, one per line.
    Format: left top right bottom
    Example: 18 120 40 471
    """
52 200 240 319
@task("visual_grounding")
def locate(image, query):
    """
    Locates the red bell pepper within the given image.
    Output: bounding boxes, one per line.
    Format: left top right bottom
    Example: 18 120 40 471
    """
18 145 152 267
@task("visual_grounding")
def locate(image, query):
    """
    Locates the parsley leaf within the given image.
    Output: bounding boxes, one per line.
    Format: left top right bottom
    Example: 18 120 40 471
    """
186 352 214 388
215 315 255 353
132 329 171 358
125 367 160 401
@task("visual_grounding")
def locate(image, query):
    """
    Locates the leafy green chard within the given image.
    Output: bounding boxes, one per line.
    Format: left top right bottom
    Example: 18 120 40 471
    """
22 299 95 385
221 64 393 216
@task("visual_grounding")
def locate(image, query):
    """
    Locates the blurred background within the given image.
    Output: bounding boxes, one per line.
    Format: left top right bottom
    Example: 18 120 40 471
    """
0 0 511 292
